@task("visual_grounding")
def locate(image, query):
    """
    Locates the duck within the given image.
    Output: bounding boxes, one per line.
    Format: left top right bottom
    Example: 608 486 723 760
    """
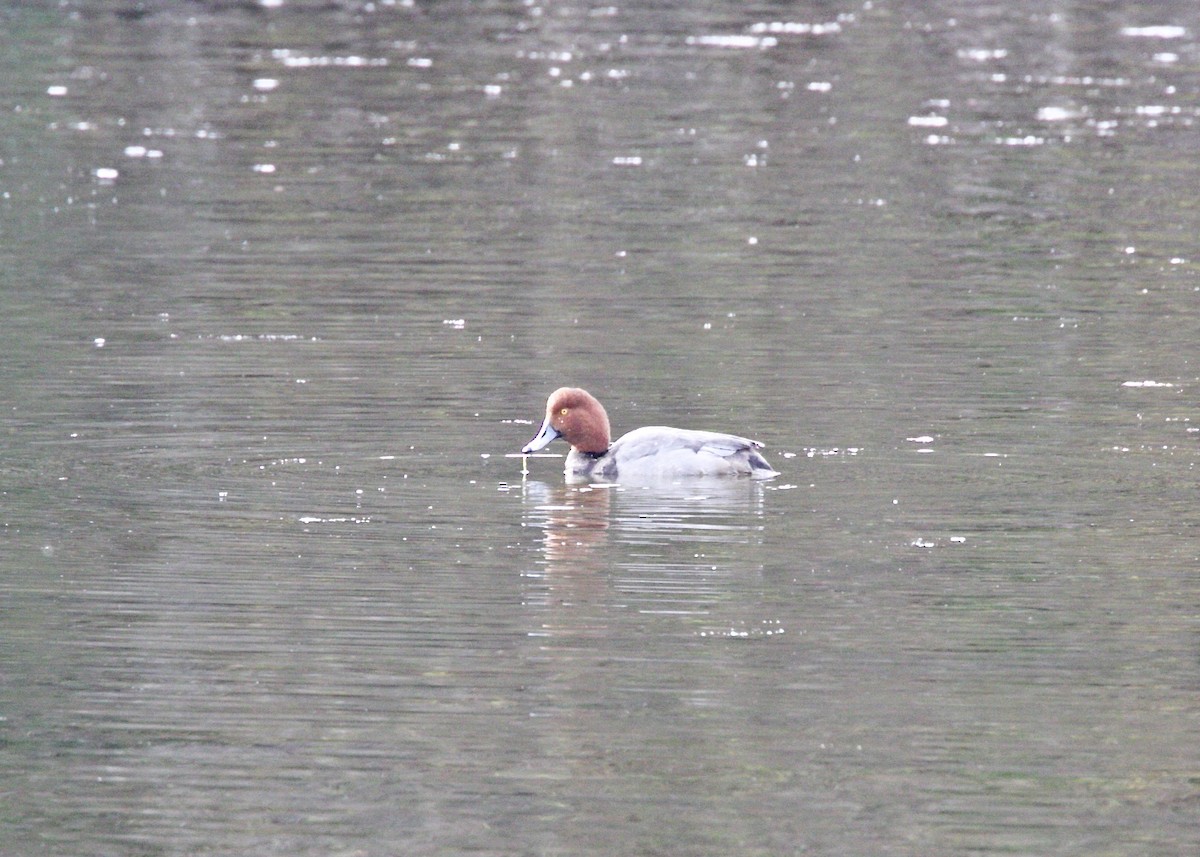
521 387 779 483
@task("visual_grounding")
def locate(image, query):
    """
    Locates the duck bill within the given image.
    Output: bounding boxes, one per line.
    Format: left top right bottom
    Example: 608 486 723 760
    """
522 418 561 453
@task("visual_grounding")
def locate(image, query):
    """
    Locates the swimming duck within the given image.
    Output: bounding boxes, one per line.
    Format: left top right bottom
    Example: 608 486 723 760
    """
521 387 779 483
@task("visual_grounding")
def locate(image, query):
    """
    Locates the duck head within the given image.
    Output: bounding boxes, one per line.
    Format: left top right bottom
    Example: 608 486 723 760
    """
522 387 612 454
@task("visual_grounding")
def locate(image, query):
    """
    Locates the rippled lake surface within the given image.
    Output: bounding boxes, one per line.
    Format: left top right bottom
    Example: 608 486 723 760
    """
2 1 1198 854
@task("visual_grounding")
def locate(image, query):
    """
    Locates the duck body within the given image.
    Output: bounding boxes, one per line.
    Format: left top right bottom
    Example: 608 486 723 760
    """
522 387 779 484
565 425 778 483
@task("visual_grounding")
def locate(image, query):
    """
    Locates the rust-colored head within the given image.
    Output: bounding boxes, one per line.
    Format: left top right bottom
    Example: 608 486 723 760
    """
523 387 612 454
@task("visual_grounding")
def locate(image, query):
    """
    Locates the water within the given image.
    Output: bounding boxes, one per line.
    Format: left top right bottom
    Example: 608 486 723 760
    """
2 1 1198 854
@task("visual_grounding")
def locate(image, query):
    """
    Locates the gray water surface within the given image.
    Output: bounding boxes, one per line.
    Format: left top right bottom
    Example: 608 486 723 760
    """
2 2 1198 855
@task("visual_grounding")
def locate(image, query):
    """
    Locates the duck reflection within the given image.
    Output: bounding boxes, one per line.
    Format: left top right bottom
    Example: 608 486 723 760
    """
514 479 777 788
519 478 769 624
522 477 768 554
519 481 614 620
604 478 769 543
522 480 613 566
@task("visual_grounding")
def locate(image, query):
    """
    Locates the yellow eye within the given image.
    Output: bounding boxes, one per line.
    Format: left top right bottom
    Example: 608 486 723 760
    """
560 407 569 415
